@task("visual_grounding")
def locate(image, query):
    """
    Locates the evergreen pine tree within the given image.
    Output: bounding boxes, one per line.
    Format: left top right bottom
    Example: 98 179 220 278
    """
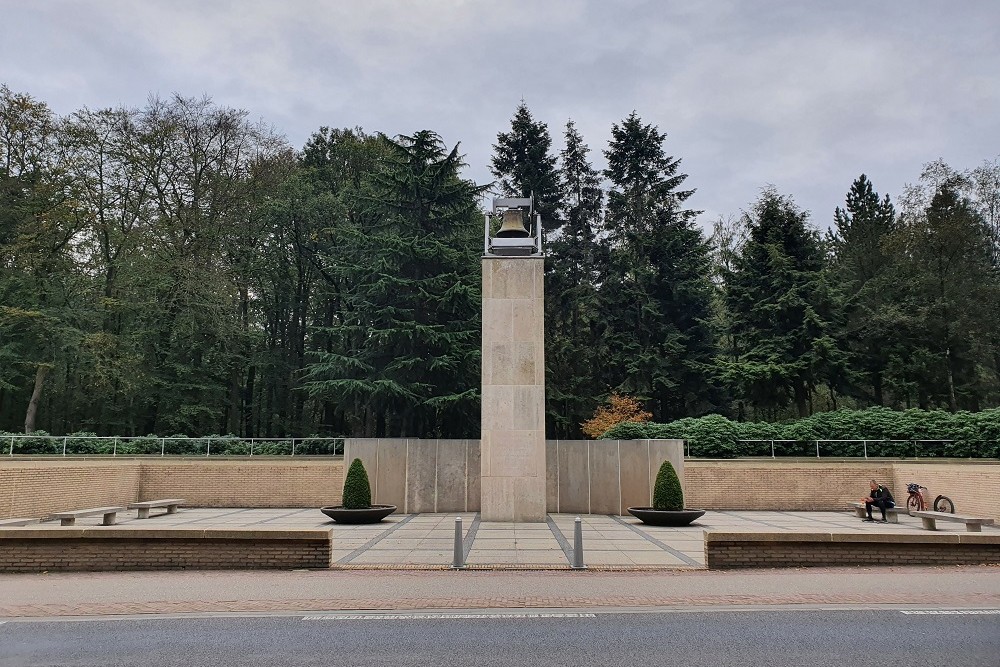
599 112 722 421
490 102 563 232
545 120 606 437
830 174 897 405
724 188 844 418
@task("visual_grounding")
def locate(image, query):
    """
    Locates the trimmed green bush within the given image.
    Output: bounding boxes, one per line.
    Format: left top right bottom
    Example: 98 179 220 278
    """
652 460 683 511
602 407 1000 459
342 458 373 509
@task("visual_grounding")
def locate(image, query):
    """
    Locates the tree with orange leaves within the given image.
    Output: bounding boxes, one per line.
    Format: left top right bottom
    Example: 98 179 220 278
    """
581 393 653 439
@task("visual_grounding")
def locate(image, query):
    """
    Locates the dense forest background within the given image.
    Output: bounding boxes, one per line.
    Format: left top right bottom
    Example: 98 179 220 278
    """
2 87 998 439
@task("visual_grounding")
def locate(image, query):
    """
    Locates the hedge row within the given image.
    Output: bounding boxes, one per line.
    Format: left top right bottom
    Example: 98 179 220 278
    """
0 432 344 456
602 408 1000 458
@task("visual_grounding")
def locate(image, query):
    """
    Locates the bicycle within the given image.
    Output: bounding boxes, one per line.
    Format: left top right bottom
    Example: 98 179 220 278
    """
905 482 955 514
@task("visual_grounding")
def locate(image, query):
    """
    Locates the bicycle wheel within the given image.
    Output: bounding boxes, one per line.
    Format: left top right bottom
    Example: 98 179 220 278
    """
906 495 922 514
933 495 955 513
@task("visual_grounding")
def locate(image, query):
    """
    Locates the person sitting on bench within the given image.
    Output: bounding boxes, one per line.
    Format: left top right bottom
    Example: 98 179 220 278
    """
861 480 895 522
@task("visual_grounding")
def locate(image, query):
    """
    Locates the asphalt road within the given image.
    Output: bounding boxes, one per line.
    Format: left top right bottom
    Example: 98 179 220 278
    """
2 609 998 667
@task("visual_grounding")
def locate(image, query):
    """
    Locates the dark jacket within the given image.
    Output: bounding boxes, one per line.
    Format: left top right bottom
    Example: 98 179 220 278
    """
872 485 894 504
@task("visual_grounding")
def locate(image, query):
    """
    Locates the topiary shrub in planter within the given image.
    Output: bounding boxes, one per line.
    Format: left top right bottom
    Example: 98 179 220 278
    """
653 459 683 511
342 458 372 509
321 458 396 524
627 459 705 526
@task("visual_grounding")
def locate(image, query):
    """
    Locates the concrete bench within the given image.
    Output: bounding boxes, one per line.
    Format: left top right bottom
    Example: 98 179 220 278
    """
849 502 904 523
912 511 995 533
0 518 40 527
128 499 185 519
52 506 126 526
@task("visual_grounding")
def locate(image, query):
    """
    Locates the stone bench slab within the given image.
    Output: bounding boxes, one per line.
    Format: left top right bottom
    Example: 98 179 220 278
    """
128 499 185 519
0 518 40 527
911 511 995 533
51 506 127 526
849 502 903 523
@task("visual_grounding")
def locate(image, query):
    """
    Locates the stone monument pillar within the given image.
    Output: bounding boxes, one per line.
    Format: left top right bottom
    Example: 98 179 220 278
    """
480 199 546 522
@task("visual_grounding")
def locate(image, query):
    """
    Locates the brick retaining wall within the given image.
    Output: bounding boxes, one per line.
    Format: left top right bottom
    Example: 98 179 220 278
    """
139 459 344 508
706 532 1000 569
0 528 332 573
0 461 140 520
685 460 895 511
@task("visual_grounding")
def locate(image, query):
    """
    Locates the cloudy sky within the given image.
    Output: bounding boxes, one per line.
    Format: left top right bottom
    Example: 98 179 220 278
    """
4 1 998 229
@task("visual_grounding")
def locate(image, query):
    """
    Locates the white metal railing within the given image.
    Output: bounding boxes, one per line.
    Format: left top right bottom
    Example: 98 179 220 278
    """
734 439 964 459
4 435 344 458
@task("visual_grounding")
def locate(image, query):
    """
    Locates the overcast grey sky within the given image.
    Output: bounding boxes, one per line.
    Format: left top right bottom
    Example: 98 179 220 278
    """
3 0 998 228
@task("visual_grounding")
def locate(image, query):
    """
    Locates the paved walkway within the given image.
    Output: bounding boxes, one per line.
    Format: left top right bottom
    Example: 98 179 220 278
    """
2 567 999 618
17 508 999 569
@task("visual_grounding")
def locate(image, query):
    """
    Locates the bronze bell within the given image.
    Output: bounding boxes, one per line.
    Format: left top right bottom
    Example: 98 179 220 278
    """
495 208 530 238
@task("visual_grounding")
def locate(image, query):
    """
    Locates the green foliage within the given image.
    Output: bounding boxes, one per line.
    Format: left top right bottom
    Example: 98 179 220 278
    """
490 102 563 229
598 112 723 422
604 407 1000 458
723 187 845 419
3 83 1000 441
652 460 684 511
342 458 372 509
544 120 606 438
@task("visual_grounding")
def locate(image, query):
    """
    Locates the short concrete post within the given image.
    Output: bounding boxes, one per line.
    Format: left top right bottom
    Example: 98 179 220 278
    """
572 516 585 569
452 517 465 569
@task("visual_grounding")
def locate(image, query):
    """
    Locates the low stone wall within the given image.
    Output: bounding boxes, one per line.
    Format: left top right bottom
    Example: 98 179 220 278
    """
0 456 997 521
0 527 332 573
706 532 1000 569
343 439 685 515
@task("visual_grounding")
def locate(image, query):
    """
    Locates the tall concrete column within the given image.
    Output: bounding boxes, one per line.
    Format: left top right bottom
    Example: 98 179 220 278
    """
480 256 546 521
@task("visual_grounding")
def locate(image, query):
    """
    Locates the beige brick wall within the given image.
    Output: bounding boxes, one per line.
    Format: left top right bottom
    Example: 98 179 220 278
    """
138 460 345 508
892 462 1000 520
0 459 344 519
0 529 332 572
686 461 895 511
0 461 140 520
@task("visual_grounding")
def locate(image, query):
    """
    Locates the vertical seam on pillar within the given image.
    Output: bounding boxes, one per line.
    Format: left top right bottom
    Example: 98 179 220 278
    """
617 440 622 516
556 440 560 513
404 438 409 515
587 440 592 515
374 438 380 502
433 439 439 513
464 439 469 512
647 440 652 505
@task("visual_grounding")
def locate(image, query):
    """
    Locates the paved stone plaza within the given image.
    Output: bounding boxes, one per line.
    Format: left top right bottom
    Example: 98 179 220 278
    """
18 508 998 569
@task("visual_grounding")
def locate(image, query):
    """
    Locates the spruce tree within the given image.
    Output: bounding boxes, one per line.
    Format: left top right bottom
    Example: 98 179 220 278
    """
599 112 722 421
830 174 897 406
490 102 563 232
724 188 843 418
545 120 606 437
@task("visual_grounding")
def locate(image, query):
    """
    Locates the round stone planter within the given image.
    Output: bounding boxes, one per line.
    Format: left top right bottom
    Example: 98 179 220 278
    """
626 507 706 527
320 505 397 524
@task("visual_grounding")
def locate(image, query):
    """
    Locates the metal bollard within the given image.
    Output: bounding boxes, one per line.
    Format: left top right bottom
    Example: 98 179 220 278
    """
452 517 465 569
572 516 586 569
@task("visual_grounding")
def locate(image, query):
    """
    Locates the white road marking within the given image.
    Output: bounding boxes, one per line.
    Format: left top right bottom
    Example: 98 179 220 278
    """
302 612 596 621
901 610 1000 615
